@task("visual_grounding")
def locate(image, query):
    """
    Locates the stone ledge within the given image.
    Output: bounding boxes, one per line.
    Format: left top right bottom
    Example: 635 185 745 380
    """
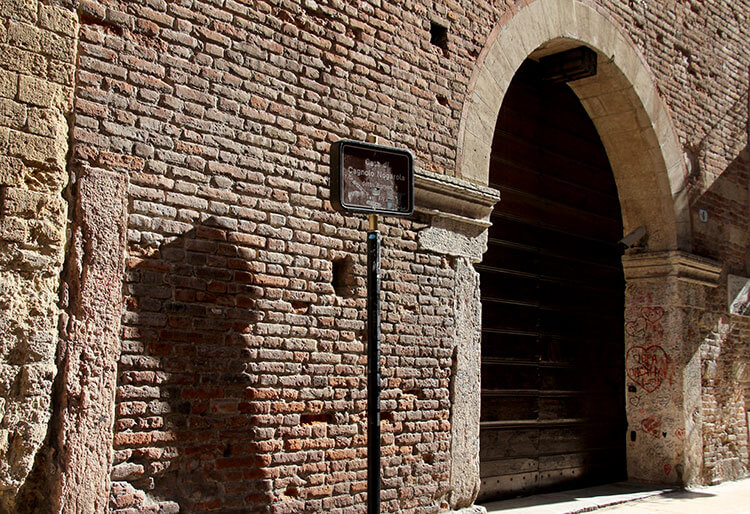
414 168 500 228
622 250 722 287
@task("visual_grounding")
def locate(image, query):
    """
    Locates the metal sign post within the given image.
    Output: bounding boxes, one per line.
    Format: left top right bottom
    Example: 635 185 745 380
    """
330 140 414 514
366 213 381 514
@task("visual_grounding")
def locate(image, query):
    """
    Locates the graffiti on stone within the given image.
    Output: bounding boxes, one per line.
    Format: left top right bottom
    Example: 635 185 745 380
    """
627 345 669 393
626 316 647 339
626 305 664 343
640 416 662 438
626 300 671 393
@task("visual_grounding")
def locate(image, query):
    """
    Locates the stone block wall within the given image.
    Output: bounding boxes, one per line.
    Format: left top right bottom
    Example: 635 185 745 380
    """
700 307 749 483
0 0 76 510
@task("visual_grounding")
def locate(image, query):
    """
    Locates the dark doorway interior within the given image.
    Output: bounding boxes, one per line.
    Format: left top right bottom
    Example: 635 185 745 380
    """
477 59 627 502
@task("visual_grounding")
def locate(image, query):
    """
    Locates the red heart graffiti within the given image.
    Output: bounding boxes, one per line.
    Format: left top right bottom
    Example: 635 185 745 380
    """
625 317 646 339
640 416 662 438
627 345 669 393
641 306 665 323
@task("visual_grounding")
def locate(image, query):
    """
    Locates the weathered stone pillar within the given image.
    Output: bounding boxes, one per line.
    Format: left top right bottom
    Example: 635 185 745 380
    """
49 167 128 513
622 251 721 486
414 170 500 509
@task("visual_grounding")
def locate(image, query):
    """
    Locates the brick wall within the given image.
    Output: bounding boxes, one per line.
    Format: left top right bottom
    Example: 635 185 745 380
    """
0 0 76 510
67 0 750 510
70 0 489 511
601 0 750 487
0 0 748 511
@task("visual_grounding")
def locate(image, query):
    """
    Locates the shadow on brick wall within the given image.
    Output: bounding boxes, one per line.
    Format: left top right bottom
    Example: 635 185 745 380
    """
692 143 749 271
111 217 274 513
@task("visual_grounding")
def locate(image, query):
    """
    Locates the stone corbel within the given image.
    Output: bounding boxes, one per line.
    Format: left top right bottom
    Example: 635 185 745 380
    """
622 250 722 287
414 169 501 262
415 168 500 228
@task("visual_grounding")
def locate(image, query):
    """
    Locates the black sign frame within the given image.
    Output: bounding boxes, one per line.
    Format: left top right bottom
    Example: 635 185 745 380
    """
330 139 414 216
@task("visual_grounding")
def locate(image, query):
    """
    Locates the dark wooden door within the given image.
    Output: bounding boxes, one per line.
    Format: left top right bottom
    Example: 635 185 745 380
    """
477 60 626 502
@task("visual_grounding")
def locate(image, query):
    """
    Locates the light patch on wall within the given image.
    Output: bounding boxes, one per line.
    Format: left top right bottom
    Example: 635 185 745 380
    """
728 274 750 316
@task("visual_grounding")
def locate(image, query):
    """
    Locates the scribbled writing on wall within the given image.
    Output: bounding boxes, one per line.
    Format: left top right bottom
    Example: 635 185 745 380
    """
640 416 662 438
626 304 671 393
627 345 670 392
626 305 665 343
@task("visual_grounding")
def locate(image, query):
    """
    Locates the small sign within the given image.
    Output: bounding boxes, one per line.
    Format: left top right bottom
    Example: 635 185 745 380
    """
330 140 414 216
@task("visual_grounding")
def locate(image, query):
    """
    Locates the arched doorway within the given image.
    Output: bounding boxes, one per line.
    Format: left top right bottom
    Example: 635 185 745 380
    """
453 1 716 500
477 59 627 501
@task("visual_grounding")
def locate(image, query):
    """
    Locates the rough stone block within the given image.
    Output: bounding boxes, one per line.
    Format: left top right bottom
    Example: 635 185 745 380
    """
0 69 18 99
39 4 78 37
7 20 41 53
0 44 47 76
0 156 23 186
39 28 76 63
26 107 66 138
17 74 64 108
0 216 26 243
19 363 56 396
8 131 66 169
29 218 64 246
21 328 58 363
0 0 38 24
48 60 75 87
0 99 26 129
0 127 8 154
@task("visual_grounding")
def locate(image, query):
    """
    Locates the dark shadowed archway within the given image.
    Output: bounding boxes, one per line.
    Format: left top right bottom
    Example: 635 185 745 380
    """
477 59 627 501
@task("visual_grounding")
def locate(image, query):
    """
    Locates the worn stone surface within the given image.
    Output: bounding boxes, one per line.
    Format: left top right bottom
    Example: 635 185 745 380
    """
418 218 489 265
48 167 128 514
622 276 705 485
448 258 482 508
0 0 75 510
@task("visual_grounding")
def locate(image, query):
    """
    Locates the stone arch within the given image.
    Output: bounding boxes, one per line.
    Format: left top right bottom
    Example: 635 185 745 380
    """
457 0 691 251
